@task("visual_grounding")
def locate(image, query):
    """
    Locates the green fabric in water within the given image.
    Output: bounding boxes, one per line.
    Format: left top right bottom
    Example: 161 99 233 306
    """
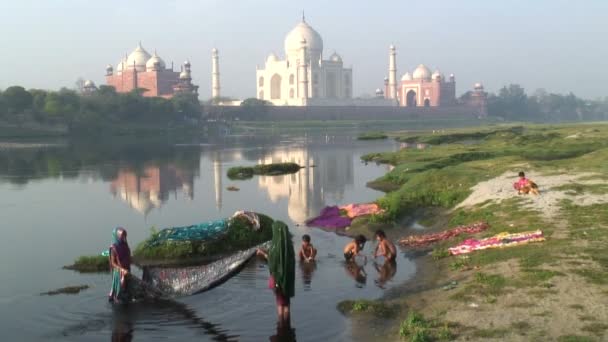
268 221 296 298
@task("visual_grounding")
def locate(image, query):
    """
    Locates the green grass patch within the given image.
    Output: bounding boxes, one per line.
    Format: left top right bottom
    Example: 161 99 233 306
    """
227 163 301 180
63 255 108 273
582 323 608 336
573 269 608 285
397 312 457 342
557 335 595 342
336 299 397 318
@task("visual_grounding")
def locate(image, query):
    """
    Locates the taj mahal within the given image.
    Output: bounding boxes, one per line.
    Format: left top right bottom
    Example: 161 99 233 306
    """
255 15 359 107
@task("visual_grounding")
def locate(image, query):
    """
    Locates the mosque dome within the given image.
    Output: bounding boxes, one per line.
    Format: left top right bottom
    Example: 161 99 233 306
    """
474 82 484 90
432 69 442 80
401 72 413 81
375 88 384 96
84 80 96 87
329 52 342 63
284 19 323 63
179 70 190 80
413 64 432 80
126 42 152 71
184 60 191 67
146 52 166 71
106 64 113 71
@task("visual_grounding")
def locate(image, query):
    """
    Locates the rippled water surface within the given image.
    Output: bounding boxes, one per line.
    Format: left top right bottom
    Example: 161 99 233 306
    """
0 134 416 341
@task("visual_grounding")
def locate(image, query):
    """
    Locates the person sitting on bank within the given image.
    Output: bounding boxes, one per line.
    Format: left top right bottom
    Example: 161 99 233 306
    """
513 171 540 195
373 229 397 262
343 235 367 262
298 234 317 263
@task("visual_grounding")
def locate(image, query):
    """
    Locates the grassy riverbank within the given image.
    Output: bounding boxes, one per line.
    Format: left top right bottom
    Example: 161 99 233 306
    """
346 122 608 341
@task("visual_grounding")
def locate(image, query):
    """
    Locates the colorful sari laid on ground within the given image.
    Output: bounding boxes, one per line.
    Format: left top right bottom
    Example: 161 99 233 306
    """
268 221 296 303
448 230 545 255
399 222 490 247
306 203 384 229
109 227 131 304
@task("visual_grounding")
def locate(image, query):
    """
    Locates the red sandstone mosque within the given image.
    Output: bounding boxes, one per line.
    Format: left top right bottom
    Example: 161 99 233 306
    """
105 43 198 98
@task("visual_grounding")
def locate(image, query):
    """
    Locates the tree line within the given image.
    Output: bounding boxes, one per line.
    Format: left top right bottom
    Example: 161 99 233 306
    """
0 85 202 129
462 84 608 122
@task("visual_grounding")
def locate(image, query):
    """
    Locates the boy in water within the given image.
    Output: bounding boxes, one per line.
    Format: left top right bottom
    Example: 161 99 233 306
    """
343 235 367 261
513 171 539 195
373 229 397 262
298 234 317 263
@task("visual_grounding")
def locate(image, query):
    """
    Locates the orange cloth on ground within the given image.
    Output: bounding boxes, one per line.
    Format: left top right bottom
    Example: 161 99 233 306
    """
339 203 384 218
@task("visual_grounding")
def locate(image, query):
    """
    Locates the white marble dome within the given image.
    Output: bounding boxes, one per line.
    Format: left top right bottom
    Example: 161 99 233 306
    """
126 43 152 71
146 52 166 71
84 80 96 87
474 82 484 90
284 20 323 62
116 58 127 73
401 72 413 81
179 70 190 79
413 64 432 80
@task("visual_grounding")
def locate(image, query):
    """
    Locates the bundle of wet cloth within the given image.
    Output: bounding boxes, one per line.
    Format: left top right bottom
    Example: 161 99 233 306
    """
231 210 261 231
145 219 228 247
448 230 545 255
399 222 489 247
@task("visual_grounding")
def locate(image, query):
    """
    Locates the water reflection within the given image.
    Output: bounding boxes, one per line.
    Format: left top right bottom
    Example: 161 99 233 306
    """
257 147 354 223
344 261 367 288
299 261 316 290
110 164 195 215
373 259 397 289
269 321 296 342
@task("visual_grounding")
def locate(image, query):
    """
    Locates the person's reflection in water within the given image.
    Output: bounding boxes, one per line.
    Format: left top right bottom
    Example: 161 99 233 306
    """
374 258 397 289
299 260 317 290
111 307 133 342
269 320 296 342
344 260 367 288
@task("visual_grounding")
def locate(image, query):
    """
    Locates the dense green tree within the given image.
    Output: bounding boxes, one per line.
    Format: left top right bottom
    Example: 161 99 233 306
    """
3 86 33 114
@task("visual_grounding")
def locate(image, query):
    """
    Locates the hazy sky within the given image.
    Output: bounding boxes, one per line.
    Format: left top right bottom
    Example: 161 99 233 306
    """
1 0 606 99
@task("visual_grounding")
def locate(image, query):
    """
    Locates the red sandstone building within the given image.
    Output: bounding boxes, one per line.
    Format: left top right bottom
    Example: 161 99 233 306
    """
105 43 198 98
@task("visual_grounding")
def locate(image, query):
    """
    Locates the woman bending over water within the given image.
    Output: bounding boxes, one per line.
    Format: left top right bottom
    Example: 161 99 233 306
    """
257 221 296 324
109 227 131 304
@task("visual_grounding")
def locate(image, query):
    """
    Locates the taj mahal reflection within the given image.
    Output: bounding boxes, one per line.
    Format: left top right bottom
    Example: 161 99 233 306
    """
256 147 354 223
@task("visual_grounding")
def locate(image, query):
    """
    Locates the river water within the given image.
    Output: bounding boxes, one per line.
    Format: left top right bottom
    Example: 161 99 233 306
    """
0 133 416 341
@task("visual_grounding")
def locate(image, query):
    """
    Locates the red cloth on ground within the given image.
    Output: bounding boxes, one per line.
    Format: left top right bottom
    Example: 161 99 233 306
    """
399 222 490 247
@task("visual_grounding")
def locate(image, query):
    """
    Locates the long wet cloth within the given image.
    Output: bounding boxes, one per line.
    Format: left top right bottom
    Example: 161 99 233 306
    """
305 206 353 228
145 219 228 247
448 230 545 256
269 221 296 298
399 222 490 247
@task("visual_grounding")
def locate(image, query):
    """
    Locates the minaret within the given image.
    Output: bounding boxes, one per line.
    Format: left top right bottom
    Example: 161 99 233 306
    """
299 37 309 106
388 45 397 100
132 60 138 90
211 48 220 99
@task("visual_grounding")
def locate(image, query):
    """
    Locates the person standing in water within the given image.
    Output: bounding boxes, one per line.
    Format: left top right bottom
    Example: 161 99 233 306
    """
109 227 131 304
257 221 296 324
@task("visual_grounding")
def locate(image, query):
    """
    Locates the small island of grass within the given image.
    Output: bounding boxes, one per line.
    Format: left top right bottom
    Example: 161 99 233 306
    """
63 255 109 273
357 131 388 140
227 163 301 180
41 285 90 296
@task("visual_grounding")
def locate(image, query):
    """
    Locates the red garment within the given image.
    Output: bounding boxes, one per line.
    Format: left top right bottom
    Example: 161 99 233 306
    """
399 222 489 247
513 178 529 190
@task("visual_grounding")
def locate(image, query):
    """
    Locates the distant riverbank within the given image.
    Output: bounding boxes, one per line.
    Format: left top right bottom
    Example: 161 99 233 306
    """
344 122 608 341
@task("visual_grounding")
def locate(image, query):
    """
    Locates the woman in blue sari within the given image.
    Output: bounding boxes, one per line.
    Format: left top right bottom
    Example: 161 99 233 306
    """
109 227 131 304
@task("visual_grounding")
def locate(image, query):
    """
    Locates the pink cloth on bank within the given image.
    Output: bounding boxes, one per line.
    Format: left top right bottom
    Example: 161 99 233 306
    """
448 230 545 255
339 203 384 218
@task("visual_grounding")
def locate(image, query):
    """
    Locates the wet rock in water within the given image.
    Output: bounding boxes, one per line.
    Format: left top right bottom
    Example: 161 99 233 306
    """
41 285 90 296
63 255 109 273
226 185 240 191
